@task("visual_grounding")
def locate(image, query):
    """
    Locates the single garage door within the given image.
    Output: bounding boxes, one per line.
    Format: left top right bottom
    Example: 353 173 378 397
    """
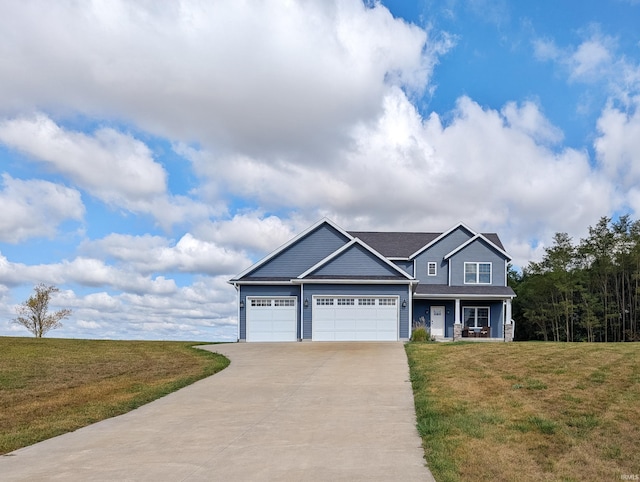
312 296 398 341
246 297 297 342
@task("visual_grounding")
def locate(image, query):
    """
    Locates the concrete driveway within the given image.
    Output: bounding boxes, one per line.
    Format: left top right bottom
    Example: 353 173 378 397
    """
1 342 434 481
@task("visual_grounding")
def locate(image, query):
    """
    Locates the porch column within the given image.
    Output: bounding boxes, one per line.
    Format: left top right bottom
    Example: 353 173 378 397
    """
504 299 514 342
453 298 462 341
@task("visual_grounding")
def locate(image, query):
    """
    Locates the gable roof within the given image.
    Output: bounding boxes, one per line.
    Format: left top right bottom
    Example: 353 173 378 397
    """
444 233 512 261
229 218 352 282
350 223 506 260
298 238 414 280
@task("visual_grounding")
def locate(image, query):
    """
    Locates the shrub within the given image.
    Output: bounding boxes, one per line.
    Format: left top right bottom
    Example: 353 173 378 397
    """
411 327 429 342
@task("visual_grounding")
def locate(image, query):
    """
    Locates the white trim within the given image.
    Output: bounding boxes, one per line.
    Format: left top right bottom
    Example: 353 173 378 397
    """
300 284 305 340
230 218 354 281
292 279 415 285
427 261 437 276
414 293 514 300
409 222 477 259
297 237 414 280
464 262 492 285
236 284 241 341
444 233 512 261
233 281 294 285
463 306 491 329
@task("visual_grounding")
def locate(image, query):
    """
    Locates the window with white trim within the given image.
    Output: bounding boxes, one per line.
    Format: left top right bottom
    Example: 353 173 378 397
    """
378 298 396 306
464 262 492 284
463 307 490 328
358 298 375 306
337 298 355 306
274 299 295 307
427 262 437 276
251 299 272 307
316 298 334 306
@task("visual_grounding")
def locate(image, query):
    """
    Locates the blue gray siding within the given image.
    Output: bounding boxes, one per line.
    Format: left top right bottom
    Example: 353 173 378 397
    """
239 285 301 340
312 244 405 277
393 260 414 276
302 284 411 340
449 238 507 286
247 224 350 278
413 227 474 284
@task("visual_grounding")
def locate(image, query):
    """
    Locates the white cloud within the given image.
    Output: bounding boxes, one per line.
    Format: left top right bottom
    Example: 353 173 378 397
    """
0 174 84 243
594 101 640 213
0 114 213 230
0 0 446 162
0 114 166 201
193 214 298 258
183 89 613 267
568 37 614 82
82 232 251 276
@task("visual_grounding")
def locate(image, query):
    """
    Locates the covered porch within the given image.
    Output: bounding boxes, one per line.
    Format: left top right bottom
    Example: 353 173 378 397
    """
411 285 516 342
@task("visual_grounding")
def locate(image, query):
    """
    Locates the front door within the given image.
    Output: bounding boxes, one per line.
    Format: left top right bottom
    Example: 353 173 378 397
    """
430 306 445 337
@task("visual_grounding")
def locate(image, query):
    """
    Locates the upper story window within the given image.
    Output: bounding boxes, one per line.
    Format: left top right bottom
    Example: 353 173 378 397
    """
427 262 437 276
464 262 492 284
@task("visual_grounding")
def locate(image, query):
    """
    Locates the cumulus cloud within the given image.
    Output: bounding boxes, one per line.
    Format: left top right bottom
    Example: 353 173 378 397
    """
182 89 613 266
0 0 446 162
594 101 640 212
82 232 251 276
0 114 166 200
0 174 84 243
0 253 178 295
45 276 237 341
0 114 213 229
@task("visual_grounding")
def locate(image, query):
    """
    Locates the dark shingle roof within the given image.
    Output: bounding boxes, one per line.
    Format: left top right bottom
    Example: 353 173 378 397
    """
415 284 515 297
349 231 505 258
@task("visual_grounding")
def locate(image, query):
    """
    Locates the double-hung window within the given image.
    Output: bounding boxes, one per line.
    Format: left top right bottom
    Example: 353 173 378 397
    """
463 307 490 328
464 262 491 284
427 262 437 276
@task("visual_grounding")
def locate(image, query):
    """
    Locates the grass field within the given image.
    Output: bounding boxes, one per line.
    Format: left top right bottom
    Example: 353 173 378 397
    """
0 337 229 455
406 342 640 482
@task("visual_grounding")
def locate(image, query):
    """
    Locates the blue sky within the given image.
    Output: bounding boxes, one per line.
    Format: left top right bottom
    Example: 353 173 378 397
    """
1 0 639 341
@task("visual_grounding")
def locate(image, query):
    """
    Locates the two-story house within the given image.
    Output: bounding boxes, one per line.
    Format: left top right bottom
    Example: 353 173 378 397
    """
229 218 515 342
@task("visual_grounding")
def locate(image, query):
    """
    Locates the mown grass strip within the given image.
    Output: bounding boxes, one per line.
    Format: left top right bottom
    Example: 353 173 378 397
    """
406 342 640 482
0 337 229 454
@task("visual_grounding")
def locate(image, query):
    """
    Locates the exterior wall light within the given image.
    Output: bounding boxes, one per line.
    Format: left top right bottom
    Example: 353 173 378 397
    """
239 300 244 309
402 299 407 308
304 298 309 308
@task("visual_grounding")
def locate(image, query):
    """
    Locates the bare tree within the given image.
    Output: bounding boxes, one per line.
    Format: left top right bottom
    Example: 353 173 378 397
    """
12 284 72 338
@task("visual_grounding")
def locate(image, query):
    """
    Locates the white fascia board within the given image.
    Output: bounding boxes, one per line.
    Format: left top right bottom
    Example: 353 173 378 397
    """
229 217 353 281
291 279 414 285
443 233 512 261
232 281 294 285
409 222 477 259
413 293 516 300
297 237 415 280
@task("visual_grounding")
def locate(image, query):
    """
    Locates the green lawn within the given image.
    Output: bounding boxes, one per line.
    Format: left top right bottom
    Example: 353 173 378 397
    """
0 337 229 454
406 342 640 482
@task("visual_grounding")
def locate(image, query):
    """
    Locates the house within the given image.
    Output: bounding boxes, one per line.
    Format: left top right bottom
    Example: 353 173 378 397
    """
228 218 515 342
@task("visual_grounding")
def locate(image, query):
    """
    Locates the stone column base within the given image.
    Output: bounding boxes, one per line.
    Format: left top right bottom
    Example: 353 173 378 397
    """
504 323 514 342
453 323 462 341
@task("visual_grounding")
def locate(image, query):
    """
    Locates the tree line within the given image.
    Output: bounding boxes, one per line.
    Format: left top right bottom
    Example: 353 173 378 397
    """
511 215 640 342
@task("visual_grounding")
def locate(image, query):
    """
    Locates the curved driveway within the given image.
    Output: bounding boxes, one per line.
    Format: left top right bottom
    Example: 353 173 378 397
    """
1 342 434 481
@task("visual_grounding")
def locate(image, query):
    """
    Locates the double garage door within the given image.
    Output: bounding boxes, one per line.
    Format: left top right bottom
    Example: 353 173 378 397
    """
246 296 398 342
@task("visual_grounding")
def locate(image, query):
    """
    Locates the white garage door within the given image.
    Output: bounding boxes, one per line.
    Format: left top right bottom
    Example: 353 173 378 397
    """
312 296 398 341
246 297 297 342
